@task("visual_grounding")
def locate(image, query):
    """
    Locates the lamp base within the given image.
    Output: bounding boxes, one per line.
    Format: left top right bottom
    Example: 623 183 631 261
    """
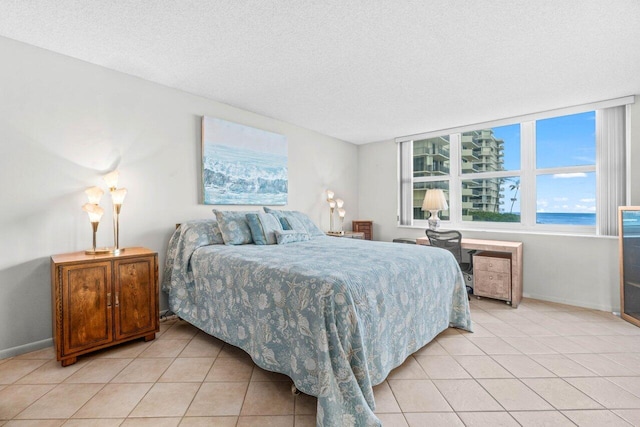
427 210 441 230
327 231 345 236
427 219 440 230
112 248 125 255
85 247 113 255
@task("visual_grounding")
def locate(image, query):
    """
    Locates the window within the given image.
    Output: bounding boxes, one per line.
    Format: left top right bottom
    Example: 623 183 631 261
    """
461 124 520 223
397 97 633 235
412 136 450 221
535 112 596 226
461 176 521 222
536 173 596 225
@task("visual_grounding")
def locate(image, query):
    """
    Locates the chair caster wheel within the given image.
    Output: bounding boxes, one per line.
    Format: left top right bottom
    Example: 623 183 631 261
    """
291 384 300 395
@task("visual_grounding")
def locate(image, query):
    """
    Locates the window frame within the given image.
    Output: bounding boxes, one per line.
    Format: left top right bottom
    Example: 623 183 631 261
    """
397 96 633 236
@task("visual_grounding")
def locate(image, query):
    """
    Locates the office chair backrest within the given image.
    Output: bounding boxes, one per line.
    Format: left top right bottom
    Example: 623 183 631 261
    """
425 229 463 264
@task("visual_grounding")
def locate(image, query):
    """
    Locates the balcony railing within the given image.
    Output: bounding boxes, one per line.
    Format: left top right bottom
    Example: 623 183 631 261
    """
461 149 479 161
461 136 480 149
413 146 449 158
461 163 478 172
414 165 450 176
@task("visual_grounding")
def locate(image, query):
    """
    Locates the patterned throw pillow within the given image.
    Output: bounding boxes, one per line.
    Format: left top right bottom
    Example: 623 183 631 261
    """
275 230 311 244
278 215 307 232
263 208 325 237
246 213 283 245
179 219 224 245
212 210 258 245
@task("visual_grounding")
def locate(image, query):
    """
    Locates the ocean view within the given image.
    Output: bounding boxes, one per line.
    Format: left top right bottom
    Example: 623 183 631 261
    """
536 212 595 225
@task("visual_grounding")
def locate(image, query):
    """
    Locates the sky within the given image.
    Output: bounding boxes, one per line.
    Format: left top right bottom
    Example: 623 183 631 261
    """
492 111 596 214
203 117 287 156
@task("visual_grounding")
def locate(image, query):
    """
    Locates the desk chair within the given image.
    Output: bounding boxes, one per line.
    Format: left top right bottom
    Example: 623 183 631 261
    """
425 229 474 295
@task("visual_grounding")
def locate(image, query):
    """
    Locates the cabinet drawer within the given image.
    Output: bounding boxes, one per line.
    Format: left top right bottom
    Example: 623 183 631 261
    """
474 255 511 274
474 271 511 300
352 221 372 230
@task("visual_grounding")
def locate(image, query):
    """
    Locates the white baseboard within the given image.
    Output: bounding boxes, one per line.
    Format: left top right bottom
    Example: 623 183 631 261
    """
522 292 618 314
0 338 53 360
1 311 175 360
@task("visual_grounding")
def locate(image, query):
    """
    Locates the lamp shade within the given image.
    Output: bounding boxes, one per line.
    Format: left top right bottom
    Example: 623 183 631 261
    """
338 208 346 218
111 188 127 205
82 203 104 223
422 189 448 211
326 189 334 200
336 199 344 208
329 200 336 208
103 170 119 189
85 186 104 204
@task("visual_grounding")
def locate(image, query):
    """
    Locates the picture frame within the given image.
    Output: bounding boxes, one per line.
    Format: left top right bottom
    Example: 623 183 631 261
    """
202 116 288 205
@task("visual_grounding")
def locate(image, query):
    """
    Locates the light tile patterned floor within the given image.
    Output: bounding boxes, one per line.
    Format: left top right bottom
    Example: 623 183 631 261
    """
1 297 640 426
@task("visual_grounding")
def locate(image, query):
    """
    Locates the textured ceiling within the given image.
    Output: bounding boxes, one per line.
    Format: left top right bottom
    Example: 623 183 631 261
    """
1 1 639 144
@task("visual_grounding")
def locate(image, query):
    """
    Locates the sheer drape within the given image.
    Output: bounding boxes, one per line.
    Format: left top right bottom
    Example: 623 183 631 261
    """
398 140 413 226
596 105 627 236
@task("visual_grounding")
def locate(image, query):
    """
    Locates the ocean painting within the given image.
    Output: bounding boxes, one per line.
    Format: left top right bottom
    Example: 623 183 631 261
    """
202 117 288 205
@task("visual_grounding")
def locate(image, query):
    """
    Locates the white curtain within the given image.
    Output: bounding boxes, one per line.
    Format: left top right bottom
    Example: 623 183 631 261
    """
398 140 413 226
596 105 627 236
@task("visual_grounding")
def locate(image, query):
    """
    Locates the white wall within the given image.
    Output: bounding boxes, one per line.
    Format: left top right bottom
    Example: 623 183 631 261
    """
0 36 358 356
358 101 640 313
1 32 635 356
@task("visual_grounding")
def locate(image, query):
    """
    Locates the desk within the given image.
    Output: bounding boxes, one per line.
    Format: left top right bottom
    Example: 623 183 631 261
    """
416 237 523 308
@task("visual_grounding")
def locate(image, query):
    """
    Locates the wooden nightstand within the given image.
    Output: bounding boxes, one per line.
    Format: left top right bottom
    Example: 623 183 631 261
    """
352 220 373 240
51 247 159 366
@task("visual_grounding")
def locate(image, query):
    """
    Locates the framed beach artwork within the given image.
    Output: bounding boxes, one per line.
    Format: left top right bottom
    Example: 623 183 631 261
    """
202 117 288 205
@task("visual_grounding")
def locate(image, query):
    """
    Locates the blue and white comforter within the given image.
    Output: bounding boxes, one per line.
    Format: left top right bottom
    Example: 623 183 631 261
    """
162 221 472 426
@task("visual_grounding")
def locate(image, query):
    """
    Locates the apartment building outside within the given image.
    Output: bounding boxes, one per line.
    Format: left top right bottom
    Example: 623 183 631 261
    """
413 129 505 221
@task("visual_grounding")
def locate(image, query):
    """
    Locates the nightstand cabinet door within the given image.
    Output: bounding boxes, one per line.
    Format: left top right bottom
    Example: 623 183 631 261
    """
61 261 113 355
114 256 157 340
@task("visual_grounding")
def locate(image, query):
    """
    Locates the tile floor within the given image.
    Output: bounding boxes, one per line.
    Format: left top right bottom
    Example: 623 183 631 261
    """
1 297 640 426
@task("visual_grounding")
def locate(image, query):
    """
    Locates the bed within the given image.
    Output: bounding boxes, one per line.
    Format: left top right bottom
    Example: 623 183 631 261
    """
162 215 472 427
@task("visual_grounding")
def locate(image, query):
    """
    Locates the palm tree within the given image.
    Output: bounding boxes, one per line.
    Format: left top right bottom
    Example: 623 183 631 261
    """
508 179 520 214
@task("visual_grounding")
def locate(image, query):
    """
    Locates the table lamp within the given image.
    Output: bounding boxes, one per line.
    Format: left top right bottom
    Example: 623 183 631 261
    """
422 189 448 230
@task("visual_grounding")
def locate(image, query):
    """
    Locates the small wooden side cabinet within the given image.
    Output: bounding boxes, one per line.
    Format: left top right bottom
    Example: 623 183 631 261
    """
473 252 512 303
51 247 159 366
352 220 373 240
417 236 523 308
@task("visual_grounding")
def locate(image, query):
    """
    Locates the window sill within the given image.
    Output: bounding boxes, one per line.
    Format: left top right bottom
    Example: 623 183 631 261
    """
397 223 616 239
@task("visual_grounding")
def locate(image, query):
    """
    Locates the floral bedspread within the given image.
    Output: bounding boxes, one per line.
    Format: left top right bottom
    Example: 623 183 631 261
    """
162 221 472 426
